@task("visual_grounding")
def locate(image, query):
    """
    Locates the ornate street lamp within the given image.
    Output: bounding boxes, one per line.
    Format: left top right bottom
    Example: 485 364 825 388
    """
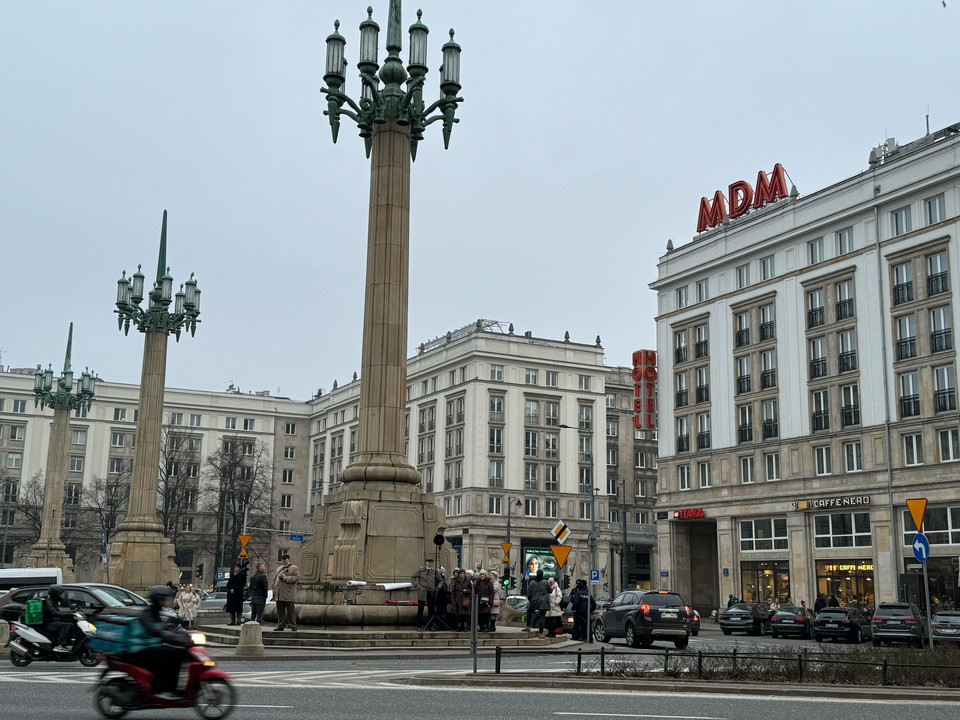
105 210 203 594
22 322 97 580
321 2 463 159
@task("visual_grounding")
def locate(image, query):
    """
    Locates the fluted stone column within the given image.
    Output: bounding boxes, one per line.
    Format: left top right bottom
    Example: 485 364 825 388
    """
101 328 178 594
22 405 75 581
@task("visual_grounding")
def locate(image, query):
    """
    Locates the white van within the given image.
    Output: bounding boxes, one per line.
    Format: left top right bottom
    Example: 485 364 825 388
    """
0 567 63 592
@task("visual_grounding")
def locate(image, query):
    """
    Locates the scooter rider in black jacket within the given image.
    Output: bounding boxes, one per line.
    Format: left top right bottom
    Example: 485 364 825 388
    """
41 586 79 652
129 586 191 699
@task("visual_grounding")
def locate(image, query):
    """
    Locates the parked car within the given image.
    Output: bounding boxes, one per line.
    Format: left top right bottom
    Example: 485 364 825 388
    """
770 606 815 639
594 589 691 649
931 610 960 645
813 607 872 643
503 595 530 614
0 583 147 622
871 602 927 647
198 590 260 620
720 602 771 636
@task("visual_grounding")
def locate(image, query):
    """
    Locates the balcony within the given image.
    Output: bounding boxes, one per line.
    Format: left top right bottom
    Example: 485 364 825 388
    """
760 322 775 341
761 369 777 389
896 338 917 360
810 358 827 378
894 282 914 305
812 411 830 431
675 390 689 408
677 434 690 453
738 425 754 443
525 414 539 425
836 299 855 320
675 346 688 364
736 376 752 394
696 386 710 403
490 411 504 423
736 329 751 348
697 431 711 450
762 420 779 439
841 405 860 427
931 329 953 353
900 394 920 418
928 272 949 297
936 389 957 413
808 307 825 328
839 351 858 373
695 341 709 359
446 414 453 425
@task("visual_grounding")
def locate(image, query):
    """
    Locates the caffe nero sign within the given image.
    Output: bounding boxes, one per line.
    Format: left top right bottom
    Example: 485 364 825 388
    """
792 495 871 512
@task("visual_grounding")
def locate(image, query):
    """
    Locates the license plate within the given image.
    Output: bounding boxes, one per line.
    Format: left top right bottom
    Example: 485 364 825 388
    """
661 611 676 618
783 620 795 624
887 620 901 625
826 623 838 628
940 628 958 634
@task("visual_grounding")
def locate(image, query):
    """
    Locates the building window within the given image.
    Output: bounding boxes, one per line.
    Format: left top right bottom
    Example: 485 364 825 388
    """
674 330 688 365
545 370 558 388
488 496 502 515
545 499 558 518
810 337 827 379
760 255 775 281
901 506 960 544
893 262 914 305
737 404 753 443
697 413 711 450
578 374 591 391
740 518 788 551
938 429 959 462
761 349 777 390
808 288 825 328
283 446 296 460
225 416 237 430
896 315 917 360
903 433 924 466
808 237 825 264
110 432 125 448
74 406 87 418
735 312 750 348
188 413 202 427
169 412 183 426
893 206 913 236
67 429 86 446
844 442 862 472
282 469 294 484
489 428 503 454
678 465 690 491
524 463 538 490
285 422 297 435
676 286 689 309
836 280 855 321
525 498 538 517
578 405 592 431
694 324 709 359
490 364 504 381
814 512 871 548
578 466 593 494
759 304 775 341
931 306 953 353
740 456 755 484
578 435 592 463
812 389 829 432
927 194 946 225
489 395 504 423
841 384 860 427
113 408 126 422
927 251 949 298
675 372 688 408
606 418 618 439
764 452 780 481
697 461 711 488
696 278 709 303
900 371 920 417
487 459 504 488
65 483 81 505
635 451 646 469
606 448 619 467
695 366 709 403
736 355 752 395
579 502 592 520
543 401 559 427
69 455 84 473
836 227 854 255
545 464 559 492
278 494 292 510
676 417 690 453
935 365 956 412
524 400 540 425
6 453 22 470
108 458 124 474
814 445 832 476
544 432 558 459
736 264 751 289
525 368 538 385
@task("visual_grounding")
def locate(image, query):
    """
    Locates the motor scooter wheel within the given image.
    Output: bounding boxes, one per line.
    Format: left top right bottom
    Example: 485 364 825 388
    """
195 678 235 720
79 647 100 667
94 679 129 719
9 650 31 667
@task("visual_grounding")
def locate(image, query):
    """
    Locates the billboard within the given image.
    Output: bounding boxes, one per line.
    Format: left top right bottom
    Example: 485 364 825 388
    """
522 547 559 579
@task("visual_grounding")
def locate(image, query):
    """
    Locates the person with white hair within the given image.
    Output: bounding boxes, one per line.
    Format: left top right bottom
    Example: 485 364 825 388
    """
488 570 501 632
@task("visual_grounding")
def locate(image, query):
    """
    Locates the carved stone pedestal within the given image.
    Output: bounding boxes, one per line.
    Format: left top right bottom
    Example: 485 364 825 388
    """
96 525 179 596
21 545 76 583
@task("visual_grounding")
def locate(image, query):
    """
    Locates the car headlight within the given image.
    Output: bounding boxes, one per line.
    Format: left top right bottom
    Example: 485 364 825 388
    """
190 633 207 645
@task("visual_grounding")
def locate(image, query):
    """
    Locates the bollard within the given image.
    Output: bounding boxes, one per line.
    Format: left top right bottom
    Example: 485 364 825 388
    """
495 645 501 674
797 653 804 683
235 620 264 658
576 647 582 674
881 658 888 686
697 650 703 679
600 646 606 676
663 648 669 675
732 647 738 675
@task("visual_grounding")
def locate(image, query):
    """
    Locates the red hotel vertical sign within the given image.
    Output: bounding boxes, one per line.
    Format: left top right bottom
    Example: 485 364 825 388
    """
632 350 656 430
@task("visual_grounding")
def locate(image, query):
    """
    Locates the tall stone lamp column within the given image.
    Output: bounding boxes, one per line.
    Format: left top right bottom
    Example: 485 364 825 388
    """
22 323 97 581
102 210 202 595
298 0 463 598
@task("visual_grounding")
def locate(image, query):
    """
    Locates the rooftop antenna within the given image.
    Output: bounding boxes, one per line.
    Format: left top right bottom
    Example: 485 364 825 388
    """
926 106 931 135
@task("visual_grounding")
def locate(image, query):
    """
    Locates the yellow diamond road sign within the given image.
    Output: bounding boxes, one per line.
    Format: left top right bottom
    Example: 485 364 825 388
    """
551 521 570 545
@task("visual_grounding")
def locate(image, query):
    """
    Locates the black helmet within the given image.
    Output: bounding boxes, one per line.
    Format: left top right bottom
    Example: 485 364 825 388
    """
148 585 175 608
48 584 64 600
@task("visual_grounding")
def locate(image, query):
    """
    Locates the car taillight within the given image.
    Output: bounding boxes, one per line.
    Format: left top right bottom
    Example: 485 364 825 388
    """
797 617 806 623
772 616 781 622
904 617 917 623
684 605 691 616
932 623 939 629
640 603 651 617
872 616 882 622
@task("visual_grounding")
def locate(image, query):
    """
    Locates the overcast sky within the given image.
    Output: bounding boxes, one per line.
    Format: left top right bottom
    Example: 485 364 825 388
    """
2 1 958 402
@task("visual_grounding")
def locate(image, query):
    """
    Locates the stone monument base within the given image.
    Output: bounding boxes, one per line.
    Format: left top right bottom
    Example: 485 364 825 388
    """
97 528 179 596
21 543 76 583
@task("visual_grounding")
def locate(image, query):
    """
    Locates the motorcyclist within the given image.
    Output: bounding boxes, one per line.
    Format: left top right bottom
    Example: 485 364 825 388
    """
40 585 79 652
129 585 191 699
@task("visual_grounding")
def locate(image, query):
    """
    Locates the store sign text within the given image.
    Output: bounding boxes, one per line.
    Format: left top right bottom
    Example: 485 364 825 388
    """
697 163 789 232
792 495 871 512
673 508 705 519
632 349 657 430
822 563 874 573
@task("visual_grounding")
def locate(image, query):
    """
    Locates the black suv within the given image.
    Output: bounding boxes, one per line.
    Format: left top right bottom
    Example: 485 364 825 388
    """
0 583 147 622
594 590 691 649
871 602 927 647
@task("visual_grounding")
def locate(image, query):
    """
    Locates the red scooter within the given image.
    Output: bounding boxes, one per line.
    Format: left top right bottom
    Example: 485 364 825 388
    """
93 638 235 719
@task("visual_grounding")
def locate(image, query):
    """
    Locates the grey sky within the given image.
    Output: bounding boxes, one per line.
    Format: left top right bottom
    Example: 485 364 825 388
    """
2 1 958 401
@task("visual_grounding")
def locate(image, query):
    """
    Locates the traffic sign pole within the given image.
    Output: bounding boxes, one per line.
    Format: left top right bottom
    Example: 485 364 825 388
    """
908 497 934 650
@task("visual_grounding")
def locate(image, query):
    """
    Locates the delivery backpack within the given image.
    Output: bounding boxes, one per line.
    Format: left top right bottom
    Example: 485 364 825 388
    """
88 614 162 655
23 597 44 625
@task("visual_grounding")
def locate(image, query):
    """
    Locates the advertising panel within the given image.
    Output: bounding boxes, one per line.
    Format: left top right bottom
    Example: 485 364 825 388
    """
523 548 559 579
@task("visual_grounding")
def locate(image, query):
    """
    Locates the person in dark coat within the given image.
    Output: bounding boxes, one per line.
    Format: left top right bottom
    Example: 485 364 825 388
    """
452 569 472 632
813 593 827 614
226 563 247 625
526 569 549 638
828 594 840 608
475 570 495 632
570 579 591 641
248 562 269 623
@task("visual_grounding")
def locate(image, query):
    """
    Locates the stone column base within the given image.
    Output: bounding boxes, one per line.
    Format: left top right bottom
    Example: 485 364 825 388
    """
21 545 76 583
97 531 179 596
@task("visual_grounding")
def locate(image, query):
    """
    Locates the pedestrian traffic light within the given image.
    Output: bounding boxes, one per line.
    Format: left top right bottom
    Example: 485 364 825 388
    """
562 574 570 589
502 575 511 588
196 563 204 581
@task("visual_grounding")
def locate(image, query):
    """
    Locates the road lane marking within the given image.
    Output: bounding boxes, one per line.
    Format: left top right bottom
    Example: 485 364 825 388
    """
555 715 726 719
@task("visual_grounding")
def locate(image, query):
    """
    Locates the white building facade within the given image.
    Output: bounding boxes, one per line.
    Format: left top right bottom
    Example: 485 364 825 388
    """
652 124 960 612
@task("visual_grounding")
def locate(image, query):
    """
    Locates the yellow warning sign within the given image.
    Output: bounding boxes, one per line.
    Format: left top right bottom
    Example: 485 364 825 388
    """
238 548 249 559
238 534 252 548
906 498 927 531
550 544 572 569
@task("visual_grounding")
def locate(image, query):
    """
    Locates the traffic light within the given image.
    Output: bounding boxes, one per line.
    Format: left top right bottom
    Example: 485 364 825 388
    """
562 574 570 589
502 575 511 588
196 563 204 581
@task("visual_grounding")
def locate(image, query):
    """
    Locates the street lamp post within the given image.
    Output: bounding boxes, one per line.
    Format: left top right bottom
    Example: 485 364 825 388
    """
620 481 629 592
103 210 202 594
22 323 97 580
588 487 599 644
505 497 521 590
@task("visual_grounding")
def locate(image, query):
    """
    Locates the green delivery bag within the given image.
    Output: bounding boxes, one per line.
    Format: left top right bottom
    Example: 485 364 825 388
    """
24 598 44 625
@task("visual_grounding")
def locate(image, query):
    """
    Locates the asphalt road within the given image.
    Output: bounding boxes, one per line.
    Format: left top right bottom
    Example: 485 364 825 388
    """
0 656 957 720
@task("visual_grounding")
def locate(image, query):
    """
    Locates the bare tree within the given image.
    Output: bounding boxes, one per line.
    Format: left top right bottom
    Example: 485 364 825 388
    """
203 436 274 570
157 421 205 549
11 470 98 567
